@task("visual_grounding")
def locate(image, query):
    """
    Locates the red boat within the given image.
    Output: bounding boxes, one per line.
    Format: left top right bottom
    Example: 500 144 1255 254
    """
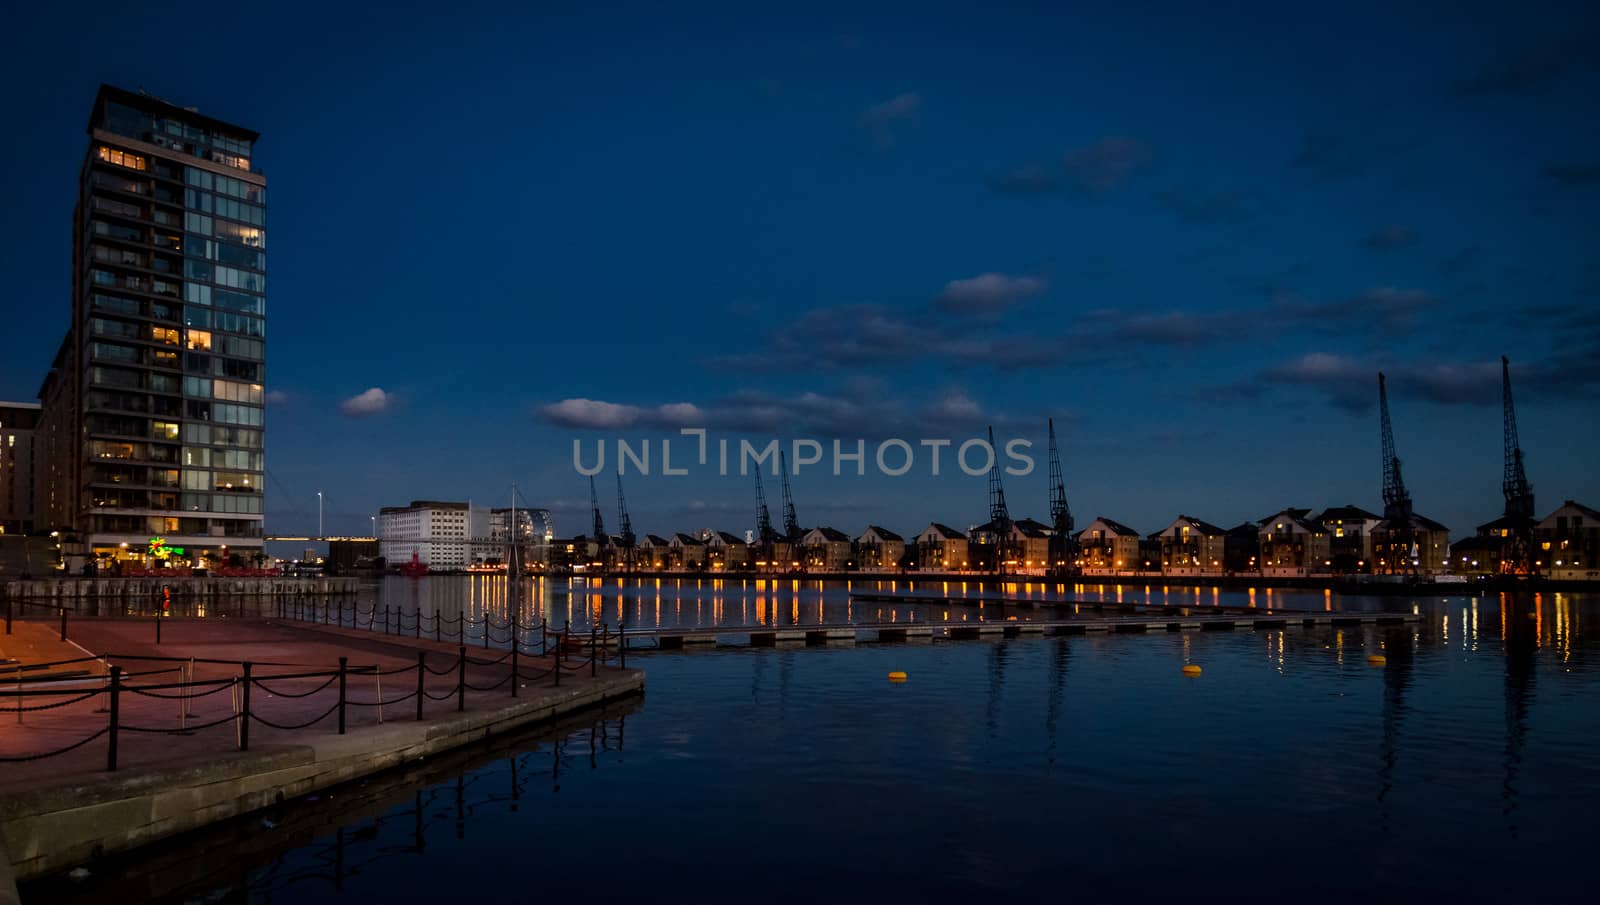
399 550 430 578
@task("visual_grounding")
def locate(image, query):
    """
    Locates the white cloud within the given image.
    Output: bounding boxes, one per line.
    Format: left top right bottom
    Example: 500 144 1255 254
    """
539 398 704 430
935 273 1047 313
340 387 391 417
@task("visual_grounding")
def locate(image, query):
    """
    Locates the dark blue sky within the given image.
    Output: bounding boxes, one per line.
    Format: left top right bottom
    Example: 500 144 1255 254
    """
4 1 1597 542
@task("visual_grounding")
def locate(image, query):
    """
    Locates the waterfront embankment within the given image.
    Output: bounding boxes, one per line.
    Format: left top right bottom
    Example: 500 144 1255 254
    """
564 569 1600 595
0 617 641 886
1 576 357 602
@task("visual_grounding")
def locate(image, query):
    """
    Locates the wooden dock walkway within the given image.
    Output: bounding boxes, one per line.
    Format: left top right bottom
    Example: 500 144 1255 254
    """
621 608 1418 649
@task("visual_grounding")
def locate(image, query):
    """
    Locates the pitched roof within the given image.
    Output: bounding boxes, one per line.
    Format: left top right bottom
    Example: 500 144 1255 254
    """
1475 514 1536 534
805 526 851 543
1314 505 1382 522
671 532 705 546
918 522 966 540
860 525 904 542
1013 519 1052 539
1166 514 1227 536
643 534 669 546
1259 510 1328 534
712 531 745 545
1542 500 1600 523
1083 516 1140 537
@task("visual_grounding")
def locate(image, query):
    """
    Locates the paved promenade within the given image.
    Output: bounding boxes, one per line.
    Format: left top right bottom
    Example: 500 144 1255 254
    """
0 617 641 884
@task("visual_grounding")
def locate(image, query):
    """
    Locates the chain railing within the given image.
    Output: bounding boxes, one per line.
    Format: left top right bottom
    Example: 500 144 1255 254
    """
0 615 630 771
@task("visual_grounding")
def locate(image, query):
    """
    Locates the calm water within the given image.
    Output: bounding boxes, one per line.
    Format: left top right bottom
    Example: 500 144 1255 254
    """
30 579 1600 904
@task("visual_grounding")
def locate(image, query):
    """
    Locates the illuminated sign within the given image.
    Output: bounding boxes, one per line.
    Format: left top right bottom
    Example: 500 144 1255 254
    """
148 537 187 559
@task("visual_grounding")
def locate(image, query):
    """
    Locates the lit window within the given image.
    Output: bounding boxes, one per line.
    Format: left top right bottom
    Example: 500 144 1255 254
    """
98 146 147 170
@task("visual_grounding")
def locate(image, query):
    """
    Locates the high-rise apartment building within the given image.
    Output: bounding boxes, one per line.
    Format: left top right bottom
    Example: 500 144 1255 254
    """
0 402 40 534
37 85 266 568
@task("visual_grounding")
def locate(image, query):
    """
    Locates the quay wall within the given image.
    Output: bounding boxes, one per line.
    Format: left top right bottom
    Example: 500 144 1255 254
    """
1 576 358 602
576 570 1599 595
0 671 642 882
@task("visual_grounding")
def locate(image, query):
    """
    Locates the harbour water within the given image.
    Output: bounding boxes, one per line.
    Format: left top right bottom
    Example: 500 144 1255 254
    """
27 577 1599 903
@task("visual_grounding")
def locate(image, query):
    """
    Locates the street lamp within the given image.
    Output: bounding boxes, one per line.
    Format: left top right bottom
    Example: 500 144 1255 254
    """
317 490 324 538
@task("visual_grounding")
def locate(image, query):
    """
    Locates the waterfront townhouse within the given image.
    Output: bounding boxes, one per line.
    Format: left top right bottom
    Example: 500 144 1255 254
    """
1372 513 1450 575
1011 518 1053 571
1155 515 1227 576
1223 522 1260 574
913 523 968 571
856 525 906 571
1257 509 1332 577
1076 517 1141 575
1535 500 1600 580
706 530 751 571
669 532 707 570
1313 505 1383 571
800 526 853 571
639 534 671 570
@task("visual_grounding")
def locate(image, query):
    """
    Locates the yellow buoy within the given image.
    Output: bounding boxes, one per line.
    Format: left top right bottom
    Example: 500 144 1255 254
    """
887 671 908 682
1181 664 1202 677
1366 654 1387 666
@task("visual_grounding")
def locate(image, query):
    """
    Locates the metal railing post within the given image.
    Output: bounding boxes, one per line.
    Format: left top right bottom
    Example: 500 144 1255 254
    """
591 623 597 677
337 657 348 735
434 608 441 643
240 662 252 751
155 613 162 645
384 605 391 634
60 609 67 642
510 634 519 699
620 611 627 669
456 645 466 712
106 665 122 771
415 610 420 638
554 629 563 687
416 651 425 722
483 616 490 649
6 599 13 634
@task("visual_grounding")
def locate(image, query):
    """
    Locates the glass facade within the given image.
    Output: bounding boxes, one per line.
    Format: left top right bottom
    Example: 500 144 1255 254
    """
69 86 266 565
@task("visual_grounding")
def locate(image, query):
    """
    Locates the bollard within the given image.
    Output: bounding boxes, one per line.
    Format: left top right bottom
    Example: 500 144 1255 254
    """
106 666 122 772
240 662 252 751
337 657 348 735
511 635 519 699
60 609 67 642
456 645 466 712
591 623 597 677
415 651 425 722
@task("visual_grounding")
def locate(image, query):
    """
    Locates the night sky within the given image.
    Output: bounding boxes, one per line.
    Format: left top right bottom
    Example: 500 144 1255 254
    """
4 1 1597 546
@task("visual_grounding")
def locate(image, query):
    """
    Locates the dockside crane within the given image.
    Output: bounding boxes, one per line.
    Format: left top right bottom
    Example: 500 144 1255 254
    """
754 468 779 571
1501 356 1535 573
589 475 607 551
616 473 636 571
987 426 1014 573
1046 418 1077 575
780 450 802 569
1379 373 1416 573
